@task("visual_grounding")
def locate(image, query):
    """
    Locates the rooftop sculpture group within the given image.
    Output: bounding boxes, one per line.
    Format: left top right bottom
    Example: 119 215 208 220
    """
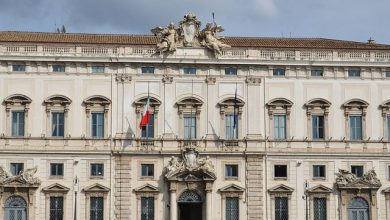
151 13 230 57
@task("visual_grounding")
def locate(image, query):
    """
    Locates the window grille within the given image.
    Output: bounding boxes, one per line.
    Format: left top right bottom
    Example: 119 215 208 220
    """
141 197 154 220
275 197 288 220
313 198 327 220
90 197 104 220
50 197 63 220
226 197 239 220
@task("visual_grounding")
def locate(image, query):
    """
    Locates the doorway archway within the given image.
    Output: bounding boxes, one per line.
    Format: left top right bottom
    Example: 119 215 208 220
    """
4 196 27 220
178 191 202 220
348 197 369 220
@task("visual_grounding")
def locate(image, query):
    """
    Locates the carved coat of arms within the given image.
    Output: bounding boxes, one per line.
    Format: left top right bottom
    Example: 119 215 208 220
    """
178 13 201 47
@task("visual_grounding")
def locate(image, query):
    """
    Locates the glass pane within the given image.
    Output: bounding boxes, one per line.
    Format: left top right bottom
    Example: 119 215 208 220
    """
12 112 24 136
52 113 64 137
274 115 286 139
387 116 390 140
225 67 238 75
350 116 362 140
141 197 154 220
312 115 324 139
183 67 196 74
92 113 104 138
141 67 155 74
226 114 238 140
184 114 196 139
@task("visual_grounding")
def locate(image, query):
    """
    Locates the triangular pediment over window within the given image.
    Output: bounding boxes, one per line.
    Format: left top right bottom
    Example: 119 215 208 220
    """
268 184 294 194
83 183 110 193
134 184 160 193
42 183 70 193
382 187 390 193
306 184 332 194
219 184 245 193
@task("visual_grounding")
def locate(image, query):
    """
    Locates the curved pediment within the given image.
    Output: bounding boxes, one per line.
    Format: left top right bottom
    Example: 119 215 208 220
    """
380 99 390 108
44 94 72 105
83 95 111 105
134 96 162 106
267 98 293 107
3 94 32 104
218 97 245 107
342 99 369 108
305 98 331 107
176 96 204 107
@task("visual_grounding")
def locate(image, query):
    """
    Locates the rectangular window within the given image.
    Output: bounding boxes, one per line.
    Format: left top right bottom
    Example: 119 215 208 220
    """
312 115 324 139
141 164 154 177
225 164 238 178
12 111 25 136
92 65 105 73
183 67 196 75
311 69 324 77
386 71 390 78
141 197 154 220
225 114 238 140
184 113 196 140
313 165 326 178
313 198 327 220
351 165 364 177
387 115 390 140
10 163 24 176
52 112 64 137
49 196 63 220
348 69 361 77
226 197 239 220
141 66 155 74
90 197 104 220
225 67 238 75
141 114 154 138
388 166 390 179
349 116 362 140
92 112 104 138
50 163 64 176
275 197 288 220
273 68 285 76
52 64 65 72
274 115 286 139
12 64 26 72
91 163 104 176
274 165 288 178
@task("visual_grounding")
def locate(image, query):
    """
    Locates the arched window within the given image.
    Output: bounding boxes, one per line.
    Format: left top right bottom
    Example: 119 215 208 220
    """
4 196 27 220
218 97 245 140
304 98 331 140
342 99 369 141
267 98 293 140
176 97 203 140
44 95 72 138
380 100 390 140
134 96 161 138
83 96 111 138
3 94 32 137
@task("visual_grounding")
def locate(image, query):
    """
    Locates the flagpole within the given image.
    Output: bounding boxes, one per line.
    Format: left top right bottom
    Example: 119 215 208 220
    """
233 83 237 140
147 82 150 140
190 79 194 141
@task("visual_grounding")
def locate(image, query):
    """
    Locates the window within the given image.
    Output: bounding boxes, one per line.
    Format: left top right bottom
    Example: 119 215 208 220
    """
273 68 285 76
311 69 324 77
141 197 154 220
184 113 196 139
351 165 364 177
12 64 26 72
313 197 327 220
274 165 288 178
10 163 24 175
386 71 390 78
312 115 324 139
225 114 238 140
225 67 238 75
50 163 64 176
388 115 390 140
350 116 362 140
141 164 154 177
49 196 63 220
11 111 24 136
226 197 239 220
92 65 105 73
275 197 288 220
91 163 104 177
52 64 65 72
141 114 154 138
90 197 104 220
313 165 326 178
141 66 155 74
225 164 238 178
52 112 64 137
274 115 286 139
92 112 104 138
348 69 361 77
388 166 390 179
183 67 196 75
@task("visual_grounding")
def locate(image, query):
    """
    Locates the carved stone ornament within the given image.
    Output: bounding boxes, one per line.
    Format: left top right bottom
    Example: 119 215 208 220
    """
164 146 216 180
336 169 381 188
0 166 41 186
151 13 230 57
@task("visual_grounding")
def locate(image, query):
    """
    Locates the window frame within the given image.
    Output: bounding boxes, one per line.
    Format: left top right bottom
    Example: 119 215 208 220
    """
183 113 197 140
312 165 326 179
141 113 155 138
51 112 65 137
90 163 104 177
49 196 64 220
273 114 287 140
140 197 155 220
52 64 66 73
50 163 64 177
10 162 24 176
44 95 71 138
183 67 197 75
351 165 364 178
274 196 289 220
141 66 155 74
312 115 325 140
274 164 288 179
90 196 104 220
267 98 293 141
225 164 239 179
273 68 286 76
141 164 155 178
347 69 361 77
349 115 363 140
224 67 238 76
311 68 324 77
313 197 327 220
342 99 368 141
91 112 105 138
225 197 239 220
11 111 25 137
12 64 26 72
225 113 238 140
91 64 105 73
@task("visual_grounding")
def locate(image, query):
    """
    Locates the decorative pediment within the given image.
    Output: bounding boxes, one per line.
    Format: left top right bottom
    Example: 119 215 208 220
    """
3 94 32 105
305 98 331 108
268 184 294 194
134 96 161 115
176 97 204 107
134 184 159 193
306 184 332 194
0 166 40 188
219 184 245 193
42 183 70 193
342 99 369 109
382 187 390 194
44 95 72 105
83 183 110 193
218 97 245 107
267 98 293 108
380 99 390 116
336 169 381 189
83 95 111 106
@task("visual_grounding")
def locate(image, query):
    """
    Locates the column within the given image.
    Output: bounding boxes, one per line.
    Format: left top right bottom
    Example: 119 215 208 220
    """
170 189 177 220
206 190 212 220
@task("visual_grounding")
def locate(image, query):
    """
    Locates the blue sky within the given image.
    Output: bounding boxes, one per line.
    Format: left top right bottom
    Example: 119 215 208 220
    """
0 0 389 44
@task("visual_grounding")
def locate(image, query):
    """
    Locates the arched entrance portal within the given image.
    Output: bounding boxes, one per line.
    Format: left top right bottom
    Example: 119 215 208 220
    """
348 197 369 220
4 196 27 220
178 191 202 220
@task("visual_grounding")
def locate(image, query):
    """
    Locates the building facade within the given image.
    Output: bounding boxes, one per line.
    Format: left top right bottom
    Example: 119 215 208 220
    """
1 14 390 220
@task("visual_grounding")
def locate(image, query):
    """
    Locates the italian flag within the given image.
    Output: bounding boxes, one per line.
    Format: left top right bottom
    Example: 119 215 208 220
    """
139 96 150 128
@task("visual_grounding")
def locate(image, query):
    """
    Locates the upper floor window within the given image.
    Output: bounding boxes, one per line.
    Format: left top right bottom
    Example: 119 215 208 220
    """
52 64 65 72
184 113 196 140
380 100 390 140
388 115 390 140
90 197 104 220
313 165 326 178
52 112 64 137
135 97 161 138
342 99 368 141
348 69 361 77
218 97 245 140
311 68 324 77
225 114 238 140
10 163 24 175
50 196 64 220
141 164 154 177
273 115 286 139
50 163 64 176
386 71 390 78
176 97 203 140
183 67 196 75
312 115 324 139
267 98 293 140
91 163 104 177
226 197 239 220
305 98 331 140
274 165 288 178
351 165 364 177
4 94 31 137
350 116 362 140
84 96 111 138
92 112 104 138
225 164 238 178
225 67 238 75
12 64 26 72
44 95 72 138
12 111 25 136
141 66 155 74
141 114 154 138
273 68 285 76
92 65 105 73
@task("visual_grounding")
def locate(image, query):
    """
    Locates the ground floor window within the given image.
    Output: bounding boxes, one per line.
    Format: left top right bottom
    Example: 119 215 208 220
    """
141 197 154 220
275 196 288 220
90 197 104 220
226 197 239 220
313 197 327 220
50 196 63 220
